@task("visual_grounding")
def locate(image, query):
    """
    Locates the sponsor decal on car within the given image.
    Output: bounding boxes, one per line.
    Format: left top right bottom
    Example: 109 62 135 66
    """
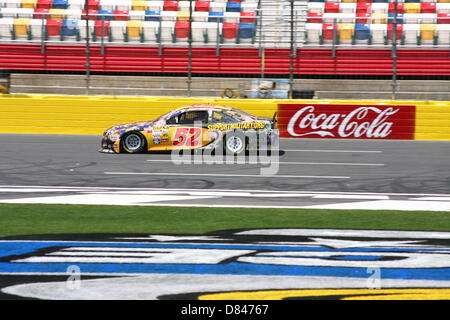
278 104 416 139
207 122 266 130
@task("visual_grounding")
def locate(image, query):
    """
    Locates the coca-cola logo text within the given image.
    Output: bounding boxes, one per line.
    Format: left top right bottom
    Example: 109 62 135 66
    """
279 104 416 140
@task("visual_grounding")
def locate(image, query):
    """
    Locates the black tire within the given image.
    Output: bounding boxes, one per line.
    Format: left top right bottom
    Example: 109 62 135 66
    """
120 132 147 154
224 131 246 155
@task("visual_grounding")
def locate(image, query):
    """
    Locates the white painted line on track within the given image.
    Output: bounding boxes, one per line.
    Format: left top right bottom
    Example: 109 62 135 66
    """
3 185 450 197
145 159 384 166
302 200 450 212
103 172 351 179
312 194 390 200
409 197 450 201
283 149 383 153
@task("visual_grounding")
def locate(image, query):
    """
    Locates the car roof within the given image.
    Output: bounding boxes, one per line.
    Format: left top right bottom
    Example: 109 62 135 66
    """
175 104 233 111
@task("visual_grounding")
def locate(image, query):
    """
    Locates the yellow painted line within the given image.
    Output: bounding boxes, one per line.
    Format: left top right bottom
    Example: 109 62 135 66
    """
199 288 450 300
0 126 103 135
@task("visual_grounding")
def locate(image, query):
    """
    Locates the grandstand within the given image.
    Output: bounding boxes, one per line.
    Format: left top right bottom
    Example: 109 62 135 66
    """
1 0 450 99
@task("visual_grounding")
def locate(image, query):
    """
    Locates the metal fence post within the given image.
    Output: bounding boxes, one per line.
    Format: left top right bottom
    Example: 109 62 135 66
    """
40 14 46 54
84 0 91 95
187 0 193 97
289 0 295 99
391 0 398 100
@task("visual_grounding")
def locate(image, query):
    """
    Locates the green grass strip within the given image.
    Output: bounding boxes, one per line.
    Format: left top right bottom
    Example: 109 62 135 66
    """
0 203 449 238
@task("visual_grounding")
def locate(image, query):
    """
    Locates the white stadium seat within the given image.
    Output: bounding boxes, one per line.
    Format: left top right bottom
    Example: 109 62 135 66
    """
340 3 356 14
403 24 420 44
160 21 175 42
306 23 322 44
370 24 387 45
142 20 158 41
437 24 450 44
308 2 325 14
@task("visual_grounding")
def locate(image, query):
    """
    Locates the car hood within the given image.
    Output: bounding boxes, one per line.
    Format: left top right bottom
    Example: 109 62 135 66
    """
105 120 155 134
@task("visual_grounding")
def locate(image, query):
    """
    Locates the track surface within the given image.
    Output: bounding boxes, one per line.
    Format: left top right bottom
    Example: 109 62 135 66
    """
1 134 450 208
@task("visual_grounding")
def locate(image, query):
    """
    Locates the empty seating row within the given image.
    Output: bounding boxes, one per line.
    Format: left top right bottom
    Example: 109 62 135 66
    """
0 0 257 10
309 0 450 3
0 8 256 22
0 17 256 43
308 2 450 13
307 13 450 23
306 22 450 45
307 2 450 13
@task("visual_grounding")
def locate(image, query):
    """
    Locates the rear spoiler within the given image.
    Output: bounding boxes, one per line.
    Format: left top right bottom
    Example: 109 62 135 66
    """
272 112 277 129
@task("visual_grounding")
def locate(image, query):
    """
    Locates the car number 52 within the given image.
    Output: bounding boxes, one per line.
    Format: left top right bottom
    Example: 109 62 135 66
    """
173 127 202 147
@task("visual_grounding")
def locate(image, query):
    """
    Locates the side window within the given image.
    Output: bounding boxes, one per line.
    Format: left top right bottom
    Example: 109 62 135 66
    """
178 111 209 125
166 115 179 125
211 111 240 124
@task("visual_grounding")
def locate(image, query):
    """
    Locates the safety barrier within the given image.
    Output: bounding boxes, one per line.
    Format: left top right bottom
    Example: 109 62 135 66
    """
0 94 450 140
2 45 450 76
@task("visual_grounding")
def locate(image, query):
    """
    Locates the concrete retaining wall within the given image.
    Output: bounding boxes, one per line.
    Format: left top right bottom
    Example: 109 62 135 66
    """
1 94 449 140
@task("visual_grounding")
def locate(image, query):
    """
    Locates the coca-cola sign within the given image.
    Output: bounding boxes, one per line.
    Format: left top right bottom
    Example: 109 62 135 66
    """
278 104 416 140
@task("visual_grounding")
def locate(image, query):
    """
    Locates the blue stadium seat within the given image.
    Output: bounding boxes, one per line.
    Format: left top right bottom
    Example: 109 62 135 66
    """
208 11 224 23
145 10 161 21
355 23 370 40
226 2 241 13
238 22 255 39
98 9 113 21
388 13 404 24
62 19 78 36
52 0 68 9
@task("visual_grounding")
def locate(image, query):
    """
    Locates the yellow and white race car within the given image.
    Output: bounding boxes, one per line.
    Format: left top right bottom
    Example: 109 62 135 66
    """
100 104 278 155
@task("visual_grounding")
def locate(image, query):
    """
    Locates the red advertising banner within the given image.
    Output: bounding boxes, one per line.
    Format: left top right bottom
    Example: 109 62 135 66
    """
278 104 416 140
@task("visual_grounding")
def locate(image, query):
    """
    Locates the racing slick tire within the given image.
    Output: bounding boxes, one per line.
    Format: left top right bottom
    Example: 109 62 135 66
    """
224 130 246 156
121 132 147 154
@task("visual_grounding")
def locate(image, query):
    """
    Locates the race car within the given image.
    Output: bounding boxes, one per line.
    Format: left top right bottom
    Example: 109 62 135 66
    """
99 104 278 155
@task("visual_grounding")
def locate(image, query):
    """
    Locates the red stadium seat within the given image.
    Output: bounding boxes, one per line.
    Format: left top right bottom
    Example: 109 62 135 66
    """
223 22 238 40
322 23 336 41
195 1 210 12
37 0 53 9
388 24 403 41
175 21 190 39
388 3 404 14
95 20 110 36
438 13 450 24
356 3 371 14
240 12 256 23
163 1 179 12
114 10 129 21
81 10 98 20
324 3 339 13
307 12 323 23
88 0 100 11
421 3 436 14
356 13 371 24
46 19 62 36
33 8 49 19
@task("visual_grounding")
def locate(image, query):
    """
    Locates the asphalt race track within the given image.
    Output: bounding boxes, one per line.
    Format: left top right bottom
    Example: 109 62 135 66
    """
1 133 450 210
2 133 450 303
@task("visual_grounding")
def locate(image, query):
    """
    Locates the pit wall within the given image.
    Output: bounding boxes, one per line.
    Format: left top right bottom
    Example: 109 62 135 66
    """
0 94 449 140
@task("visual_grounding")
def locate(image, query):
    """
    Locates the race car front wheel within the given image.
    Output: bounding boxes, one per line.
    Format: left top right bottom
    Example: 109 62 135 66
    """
121 132 146 153
224 132 246 155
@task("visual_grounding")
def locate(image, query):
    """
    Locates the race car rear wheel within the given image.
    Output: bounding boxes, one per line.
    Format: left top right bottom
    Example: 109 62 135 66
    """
224 132 246 155
121 132 146 153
